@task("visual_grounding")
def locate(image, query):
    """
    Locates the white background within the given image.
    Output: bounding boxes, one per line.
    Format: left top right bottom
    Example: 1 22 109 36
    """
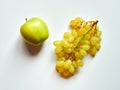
0 0 120 90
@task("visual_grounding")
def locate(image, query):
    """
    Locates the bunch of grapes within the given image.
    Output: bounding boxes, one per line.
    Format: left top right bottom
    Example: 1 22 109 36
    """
53 17 102 78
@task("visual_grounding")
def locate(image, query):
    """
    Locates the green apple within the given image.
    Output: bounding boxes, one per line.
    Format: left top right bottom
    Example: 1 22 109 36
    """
20 17 49 46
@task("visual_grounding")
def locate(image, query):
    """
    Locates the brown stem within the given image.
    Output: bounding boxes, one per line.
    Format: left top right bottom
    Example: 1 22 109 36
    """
25 18 27 22
92 20 98 27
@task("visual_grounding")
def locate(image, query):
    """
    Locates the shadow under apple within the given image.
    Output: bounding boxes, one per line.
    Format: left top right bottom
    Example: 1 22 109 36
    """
25 42 43 56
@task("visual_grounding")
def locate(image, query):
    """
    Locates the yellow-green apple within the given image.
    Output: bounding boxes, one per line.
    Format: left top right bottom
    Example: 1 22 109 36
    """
20 17 49 46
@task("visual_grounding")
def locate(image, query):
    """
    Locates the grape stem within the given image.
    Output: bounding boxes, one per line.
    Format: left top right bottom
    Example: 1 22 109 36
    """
75 20 98 49
68 20 98 60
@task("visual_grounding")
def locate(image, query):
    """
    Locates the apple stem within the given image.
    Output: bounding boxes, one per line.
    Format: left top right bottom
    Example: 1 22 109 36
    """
25 18 27 22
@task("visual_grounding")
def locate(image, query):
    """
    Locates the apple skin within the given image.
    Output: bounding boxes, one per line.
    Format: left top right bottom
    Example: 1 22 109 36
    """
20 17 49 46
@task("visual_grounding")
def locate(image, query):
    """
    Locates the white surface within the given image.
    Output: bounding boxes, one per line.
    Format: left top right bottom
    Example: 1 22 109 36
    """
0 0 120 90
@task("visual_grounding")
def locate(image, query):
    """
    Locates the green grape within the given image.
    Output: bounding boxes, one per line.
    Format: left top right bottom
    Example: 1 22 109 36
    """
61 39 70 48
56 52 65 58
63 60 71 69
53 40 61 46
79 49 87 57
67 36 75 43
89 47 97 56
64 48 72 53
54 17 102 78
64 32 72 39
96 30 102 37
55 46 63 53
72 61 78 69
76 59 84 67
57 67 65 73
95 43 101 50
82 40 90 45
75 51 80 59
58 57 66 61
81 44 90 50
71 29 78 38
90 36 99 45
69 65 75 74
56 60 64 67
62 71 71 78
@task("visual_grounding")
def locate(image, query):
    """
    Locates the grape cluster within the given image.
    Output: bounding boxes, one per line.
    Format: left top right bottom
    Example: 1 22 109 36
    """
53 17 102 78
